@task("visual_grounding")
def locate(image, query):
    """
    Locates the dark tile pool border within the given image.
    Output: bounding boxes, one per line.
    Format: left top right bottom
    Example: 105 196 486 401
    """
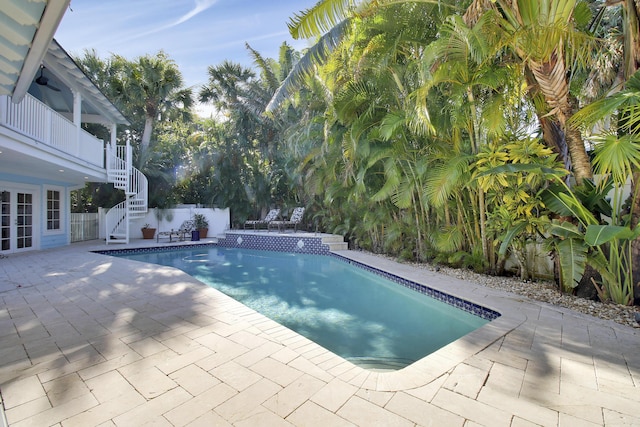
218 232 332 255
94 237 500 322
331 253 501 321
95 243 220 257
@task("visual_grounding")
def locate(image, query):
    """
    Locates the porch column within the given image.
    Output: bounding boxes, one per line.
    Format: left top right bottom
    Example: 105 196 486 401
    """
111 123 117 146
106 123 117 171
73 90 82 156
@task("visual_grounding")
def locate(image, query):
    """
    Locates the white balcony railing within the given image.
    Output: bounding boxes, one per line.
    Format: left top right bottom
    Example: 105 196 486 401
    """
0 94 105 168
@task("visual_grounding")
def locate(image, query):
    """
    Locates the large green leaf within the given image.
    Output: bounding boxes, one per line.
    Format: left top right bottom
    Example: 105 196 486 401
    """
585 225 640 246
498 222 527 257
540 186 598 226
548 220 582 239
556 237 588 289
572 178 613 218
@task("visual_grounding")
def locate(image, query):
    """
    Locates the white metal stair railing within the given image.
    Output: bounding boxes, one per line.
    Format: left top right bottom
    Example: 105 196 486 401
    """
105 141 148 244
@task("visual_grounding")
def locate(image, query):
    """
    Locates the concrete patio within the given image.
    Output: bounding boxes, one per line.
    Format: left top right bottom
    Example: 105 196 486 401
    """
1 239 639 426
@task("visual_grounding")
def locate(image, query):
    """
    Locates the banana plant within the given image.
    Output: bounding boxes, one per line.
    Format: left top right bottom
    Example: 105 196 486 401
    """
542 178 640 305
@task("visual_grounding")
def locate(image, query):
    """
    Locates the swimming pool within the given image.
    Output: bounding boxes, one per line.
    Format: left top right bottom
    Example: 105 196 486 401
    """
111 246 496 370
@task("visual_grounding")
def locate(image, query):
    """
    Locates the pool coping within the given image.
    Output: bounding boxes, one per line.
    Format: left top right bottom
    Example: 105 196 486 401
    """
95 243 527 391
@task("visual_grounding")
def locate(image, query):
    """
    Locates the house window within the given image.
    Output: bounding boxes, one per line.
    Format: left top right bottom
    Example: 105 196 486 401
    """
47 190 60 230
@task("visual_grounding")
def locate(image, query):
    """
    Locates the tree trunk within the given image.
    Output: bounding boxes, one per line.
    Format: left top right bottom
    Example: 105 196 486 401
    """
564 121 593 185
539 116 570 171
141 115 154 153
623 0 640 78
630 171 640 304
620 0 640 304
528 59 593 185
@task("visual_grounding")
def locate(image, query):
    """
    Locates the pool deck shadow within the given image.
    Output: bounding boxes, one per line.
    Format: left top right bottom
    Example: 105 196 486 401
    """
0 238 639 426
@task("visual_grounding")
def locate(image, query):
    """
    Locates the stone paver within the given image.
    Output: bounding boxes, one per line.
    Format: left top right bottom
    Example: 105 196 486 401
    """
0 239 639 426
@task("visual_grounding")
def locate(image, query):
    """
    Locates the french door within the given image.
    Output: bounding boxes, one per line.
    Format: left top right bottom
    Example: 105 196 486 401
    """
1 187 37 254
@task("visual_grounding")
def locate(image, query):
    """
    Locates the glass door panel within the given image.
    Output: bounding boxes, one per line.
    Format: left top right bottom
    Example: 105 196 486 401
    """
0 189 36 253
16 192 33 249
1 191 9 252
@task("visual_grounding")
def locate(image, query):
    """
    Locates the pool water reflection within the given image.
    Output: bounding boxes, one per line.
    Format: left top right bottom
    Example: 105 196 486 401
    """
117 247 489 370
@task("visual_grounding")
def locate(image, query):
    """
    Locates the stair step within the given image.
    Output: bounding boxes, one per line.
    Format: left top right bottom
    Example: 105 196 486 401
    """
327 242 348 251
321 235 345 244
106 158 149 242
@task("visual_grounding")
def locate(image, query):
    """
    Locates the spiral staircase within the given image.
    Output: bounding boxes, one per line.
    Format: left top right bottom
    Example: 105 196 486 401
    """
105 141 148 244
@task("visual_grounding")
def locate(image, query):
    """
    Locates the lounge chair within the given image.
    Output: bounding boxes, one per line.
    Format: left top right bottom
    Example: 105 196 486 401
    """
157 220 194 242
244 208 280 230
268 207 305 232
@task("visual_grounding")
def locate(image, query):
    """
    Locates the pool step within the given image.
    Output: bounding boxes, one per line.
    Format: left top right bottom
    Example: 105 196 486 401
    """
327 242 348 251
321 235 345 243
322 235 348 251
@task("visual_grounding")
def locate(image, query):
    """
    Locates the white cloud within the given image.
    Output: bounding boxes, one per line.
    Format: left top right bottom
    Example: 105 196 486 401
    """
172 0 218 27
124 0 219 42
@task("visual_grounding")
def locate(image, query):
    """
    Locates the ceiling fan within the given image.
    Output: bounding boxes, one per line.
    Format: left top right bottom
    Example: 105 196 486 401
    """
35 67 61 92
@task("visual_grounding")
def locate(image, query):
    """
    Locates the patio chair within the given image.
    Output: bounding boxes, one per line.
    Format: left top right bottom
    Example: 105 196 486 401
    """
244 208 280 230
157 220 195 242
268 207 305 232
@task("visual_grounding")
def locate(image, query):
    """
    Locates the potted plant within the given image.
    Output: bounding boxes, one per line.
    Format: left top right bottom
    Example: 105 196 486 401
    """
193 213 209 238
141 223 156 239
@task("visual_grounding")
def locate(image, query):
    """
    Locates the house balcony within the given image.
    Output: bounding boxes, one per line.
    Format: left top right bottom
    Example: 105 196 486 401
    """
0 93 105 169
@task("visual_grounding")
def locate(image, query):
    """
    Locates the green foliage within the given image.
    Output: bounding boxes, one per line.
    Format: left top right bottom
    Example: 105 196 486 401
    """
474 137 562 278
71 0 640 307
433 248 488 273
543 180 637 304
192 213 209 229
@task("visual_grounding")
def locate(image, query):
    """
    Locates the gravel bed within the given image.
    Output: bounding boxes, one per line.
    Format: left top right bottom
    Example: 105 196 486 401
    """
433 265 640 329
383 255 640 329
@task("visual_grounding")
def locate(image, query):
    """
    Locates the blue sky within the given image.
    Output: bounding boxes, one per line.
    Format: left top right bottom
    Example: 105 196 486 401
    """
55 0 319 91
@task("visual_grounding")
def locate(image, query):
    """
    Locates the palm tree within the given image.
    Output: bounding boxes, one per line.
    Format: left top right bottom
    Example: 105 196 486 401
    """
412 12 511 265
199 43 307 221
462 0 595 184
112 51 192 153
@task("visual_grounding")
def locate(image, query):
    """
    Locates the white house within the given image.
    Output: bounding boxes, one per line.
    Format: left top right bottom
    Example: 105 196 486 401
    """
0 0 147 254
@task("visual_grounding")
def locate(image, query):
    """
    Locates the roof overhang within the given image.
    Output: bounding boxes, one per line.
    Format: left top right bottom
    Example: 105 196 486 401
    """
0 0 70 100
42 40 129 125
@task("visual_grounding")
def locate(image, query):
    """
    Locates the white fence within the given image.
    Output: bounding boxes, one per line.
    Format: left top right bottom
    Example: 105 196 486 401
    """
71 213 100 242
98 207 230 240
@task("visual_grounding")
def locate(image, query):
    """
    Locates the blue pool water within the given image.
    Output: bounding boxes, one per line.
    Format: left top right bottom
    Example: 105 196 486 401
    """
115 247 490 370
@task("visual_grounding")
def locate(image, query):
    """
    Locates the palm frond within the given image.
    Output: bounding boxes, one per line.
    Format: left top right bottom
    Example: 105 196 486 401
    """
432 225 465 253
424 155 473 207
572 69 640 131
391 175 416 209
379 111 406 140
371 159 401 202
289 0 367 39
592 133 640 186
245 43 280 92
266 19 351 113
